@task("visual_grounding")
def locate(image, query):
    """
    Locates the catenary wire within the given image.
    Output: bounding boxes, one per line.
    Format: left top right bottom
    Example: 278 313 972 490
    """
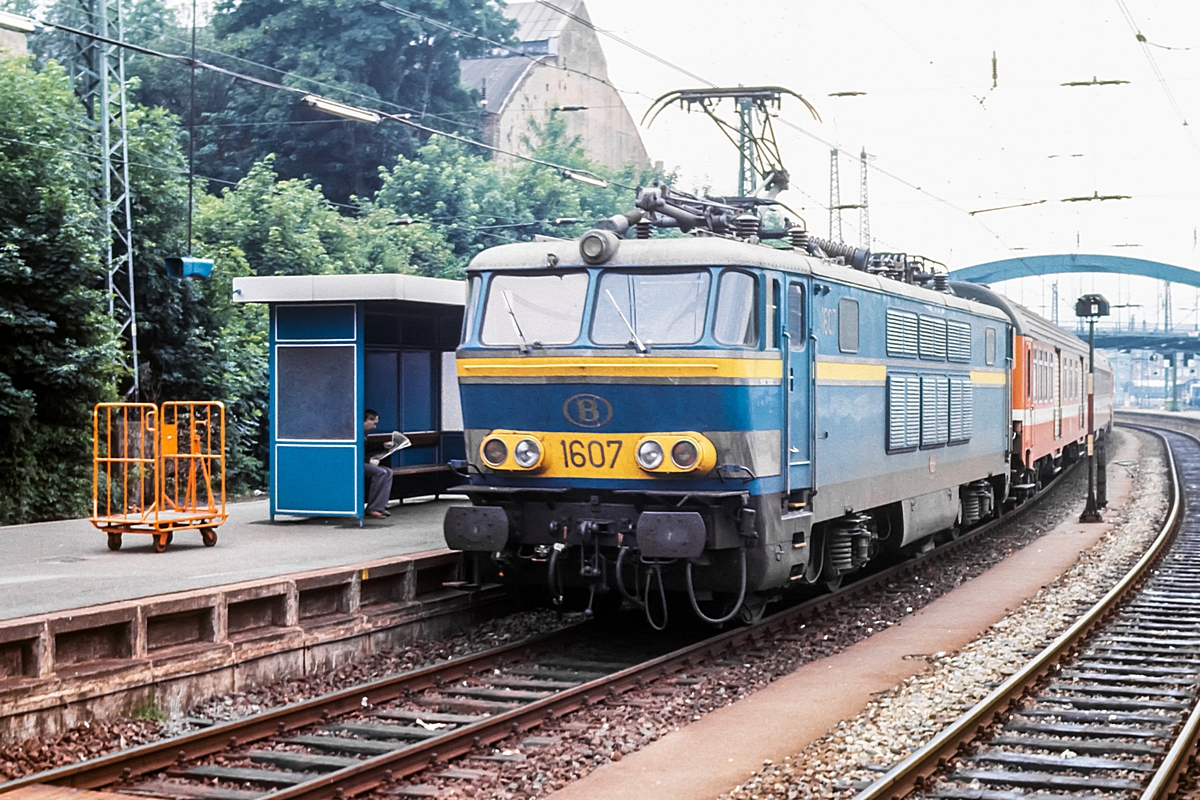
531 0 1040 276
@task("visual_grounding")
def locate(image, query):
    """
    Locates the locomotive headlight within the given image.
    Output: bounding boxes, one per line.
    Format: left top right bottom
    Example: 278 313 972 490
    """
481 438 508 467
513 438 542 468
671 439 700 469
636 439 665 470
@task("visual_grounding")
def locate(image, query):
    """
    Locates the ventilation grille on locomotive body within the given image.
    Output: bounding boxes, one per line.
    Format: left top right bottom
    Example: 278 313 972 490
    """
886 309 919 357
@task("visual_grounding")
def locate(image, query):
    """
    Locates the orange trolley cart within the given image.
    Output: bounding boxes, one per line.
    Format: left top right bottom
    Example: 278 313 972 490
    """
91 401 228 552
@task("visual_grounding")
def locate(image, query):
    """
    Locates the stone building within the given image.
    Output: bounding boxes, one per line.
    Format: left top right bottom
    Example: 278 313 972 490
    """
459 0 649 173
0 10 32 56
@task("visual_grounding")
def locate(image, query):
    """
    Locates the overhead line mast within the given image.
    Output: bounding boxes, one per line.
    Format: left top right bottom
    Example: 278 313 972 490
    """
72 0 139 398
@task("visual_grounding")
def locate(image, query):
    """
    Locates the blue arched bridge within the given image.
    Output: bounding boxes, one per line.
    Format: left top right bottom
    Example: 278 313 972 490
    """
950 253 1200 290
950 254 1200 352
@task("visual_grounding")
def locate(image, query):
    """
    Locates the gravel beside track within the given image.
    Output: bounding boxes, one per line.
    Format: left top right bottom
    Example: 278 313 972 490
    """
719 427 1167 800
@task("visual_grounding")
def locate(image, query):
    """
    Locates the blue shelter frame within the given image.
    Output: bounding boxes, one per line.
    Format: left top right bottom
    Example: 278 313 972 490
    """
233 274 466 521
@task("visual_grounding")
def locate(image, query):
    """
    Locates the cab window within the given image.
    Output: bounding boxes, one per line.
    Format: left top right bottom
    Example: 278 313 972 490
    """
480 272 589 346
592 270 710 346
838 298 859 353
462 275 481 344
713 270 759 347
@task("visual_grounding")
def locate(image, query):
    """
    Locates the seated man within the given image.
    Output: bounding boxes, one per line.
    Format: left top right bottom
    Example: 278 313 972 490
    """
363 408 393 519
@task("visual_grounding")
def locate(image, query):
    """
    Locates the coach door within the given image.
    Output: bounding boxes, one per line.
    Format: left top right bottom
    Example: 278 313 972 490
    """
786 281 813 488
271 304 364 519
1053 348 1062 439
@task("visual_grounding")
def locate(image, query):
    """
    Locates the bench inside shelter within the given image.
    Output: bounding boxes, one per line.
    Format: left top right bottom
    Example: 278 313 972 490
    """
232 273 467 520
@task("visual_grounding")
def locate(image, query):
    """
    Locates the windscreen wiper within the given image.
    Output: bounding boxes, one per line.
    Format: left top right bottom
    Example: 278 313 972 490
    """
501 290 530 354
605 289 647 353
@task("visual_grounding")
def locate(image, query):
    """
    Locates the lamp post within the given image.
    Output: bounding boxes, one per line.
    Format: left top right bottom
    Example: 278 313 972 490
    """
1075 293 1110 523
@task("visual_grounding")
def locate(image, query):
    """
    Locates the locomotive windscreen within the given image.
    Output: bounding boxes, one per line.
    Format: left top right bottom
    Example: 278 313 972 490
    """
592 270 710 345
480 272 588 345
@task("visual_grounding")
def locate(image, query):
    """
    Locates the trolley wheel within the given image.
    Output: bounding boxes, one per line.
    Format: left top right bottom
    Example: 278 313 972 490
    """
201 527 217 547
107 533 122 551
153 534 169 553
165 531 174 545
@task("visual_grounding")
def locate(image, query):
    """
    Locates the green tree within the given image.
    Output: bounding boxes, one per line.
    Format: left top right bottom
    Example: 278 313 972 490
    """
191 156 457 485
0 57 122 524
180 0 514 205
369 115 673 278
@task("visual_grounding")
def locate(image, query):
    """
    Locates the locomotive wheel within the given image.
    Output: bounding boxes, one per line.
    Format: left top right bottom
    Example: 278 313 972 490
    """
107 533 122 551
201 527 218 547
818 538 844 593
153 534 169 553
737 593 768 625
802 530 826 584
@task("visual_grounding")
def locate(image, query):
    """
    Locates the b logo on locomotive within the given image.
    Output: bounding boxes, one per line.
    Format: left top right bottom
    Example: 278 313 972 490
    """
563 393 613 428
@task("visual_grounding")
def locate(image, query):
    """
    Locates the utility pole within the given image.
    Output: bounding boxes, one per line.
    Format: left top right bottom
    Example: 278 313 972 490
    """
1168 352 1182 411
1164 280 1172 332
829 149 842 243
859 147 870 248
1052 281 1059 325
1075 294 1109 523
72 0 139 399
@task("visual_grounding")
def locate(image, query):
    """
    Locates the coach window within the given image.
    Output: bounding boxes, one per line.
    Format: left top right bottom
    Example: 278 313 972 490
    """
985 327 996 366
713 270 759 347
838 298 859 353
481 272 588 346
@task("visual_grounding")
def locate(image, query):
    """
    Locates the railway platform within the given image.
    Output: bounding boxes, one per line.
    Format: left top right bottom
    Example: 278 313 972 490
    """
0 496 465 621
0 495 536 746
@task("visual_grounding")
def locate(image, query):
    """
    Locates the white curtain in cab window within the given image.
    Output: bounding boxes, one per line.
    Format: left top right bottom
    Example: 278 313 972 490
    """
481 273 588 345
593 271 710 345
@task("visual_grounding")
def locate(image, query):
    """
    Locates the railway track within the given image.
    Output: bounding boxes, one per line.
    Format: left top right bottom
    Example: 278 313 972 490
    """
0 458 1086 800
855 423 1200 800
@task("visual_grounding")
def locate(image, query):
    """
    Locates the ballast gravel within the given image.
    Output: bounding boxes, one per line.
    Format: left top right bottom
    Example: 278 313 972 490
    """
720 429 1167 800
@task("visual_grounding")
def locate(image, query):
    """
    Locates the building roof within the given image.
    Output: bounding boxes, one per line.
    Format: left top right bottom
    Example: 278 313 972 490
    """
459 56 541 112
232 273 465 306
506 0 582 43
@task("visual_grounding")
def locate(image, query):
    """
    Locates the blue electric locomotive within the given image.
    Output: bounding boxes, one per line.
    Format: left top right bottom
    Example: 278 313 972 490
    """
444 189 1016 626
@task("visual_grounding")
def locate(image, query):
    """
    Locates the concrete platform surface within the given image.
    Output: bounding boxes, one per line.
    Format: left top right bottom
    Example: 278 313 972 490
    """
0 497 466 620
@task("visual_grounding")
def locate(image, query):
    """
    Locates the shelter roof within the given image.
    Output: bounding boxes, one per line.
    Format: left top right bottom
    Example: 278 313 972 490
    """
231 274 465 306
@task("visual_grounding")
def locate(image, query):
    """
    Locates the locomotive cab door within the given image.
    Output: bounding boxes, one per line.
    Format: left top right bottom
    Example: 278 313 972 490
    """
785 281 813 489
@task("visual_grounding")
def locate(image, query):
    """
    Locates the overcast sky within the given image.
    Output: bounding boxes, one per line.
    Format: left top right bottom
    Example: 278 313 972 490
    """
582 0 1200 331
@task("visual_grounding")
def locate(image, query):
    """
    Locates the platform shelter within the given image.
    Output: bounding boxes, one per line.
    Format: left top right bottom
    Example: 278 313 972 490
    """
232 274 466 520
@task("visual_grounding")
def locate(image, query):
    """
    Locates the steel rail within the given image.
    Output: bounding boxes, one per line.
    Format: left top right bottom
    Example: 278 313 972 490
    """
853 424 1183 800
0 622 582 792
2 455 1085 800
1138 423 1200 800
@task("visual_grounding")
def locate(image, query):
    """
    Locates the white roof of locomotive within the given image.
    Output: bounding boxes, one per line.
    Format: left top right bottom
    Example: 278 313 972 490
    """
468 237 1010 323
